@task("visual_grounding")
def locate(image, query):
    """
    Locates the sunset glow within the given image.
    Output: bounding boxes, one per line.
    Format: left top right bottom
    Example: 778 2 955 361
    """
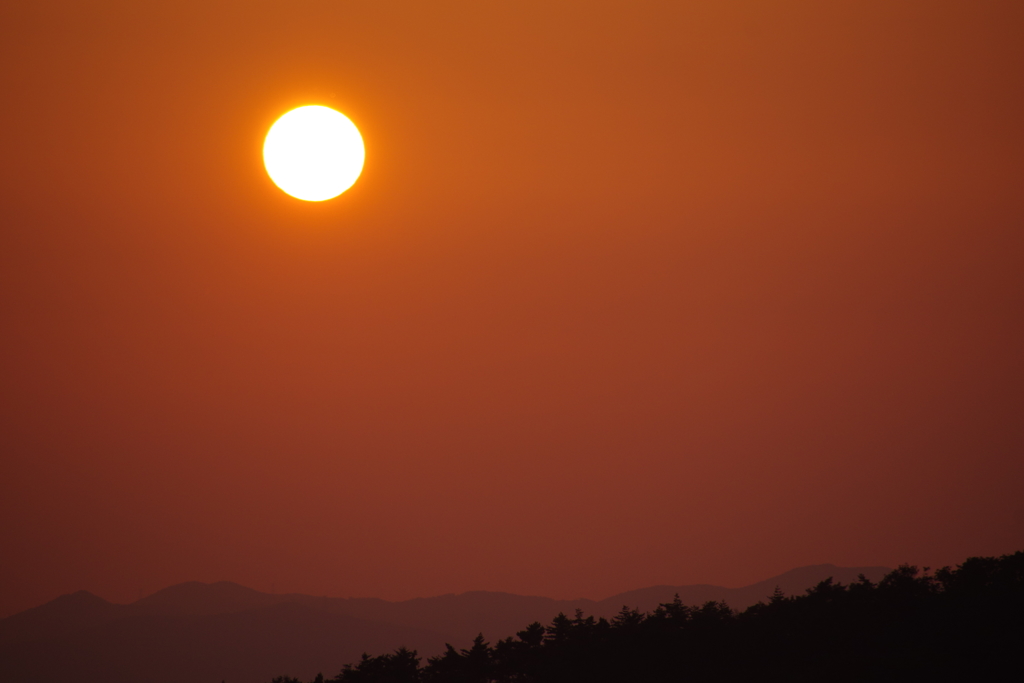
3 4 1024 674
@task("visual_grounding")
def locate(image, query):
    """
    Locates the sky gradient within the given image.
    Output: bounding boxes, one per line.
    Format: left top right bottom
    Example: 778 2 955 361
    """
1 0 1022 618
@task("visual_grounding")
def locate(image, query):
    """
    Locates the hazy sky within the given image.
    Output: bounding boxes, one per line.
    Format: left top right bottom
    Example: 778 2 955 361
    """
1 0 1022 618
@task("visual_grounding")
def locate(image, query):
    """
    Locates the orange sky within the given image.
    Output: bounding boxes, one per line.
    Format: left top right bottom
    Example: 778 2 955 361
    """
1 0 1022 618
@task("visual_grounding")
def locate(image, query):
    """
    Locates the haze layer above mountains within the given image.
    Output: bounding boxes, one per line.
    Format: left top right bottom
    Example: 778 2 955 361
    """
1 563 888 683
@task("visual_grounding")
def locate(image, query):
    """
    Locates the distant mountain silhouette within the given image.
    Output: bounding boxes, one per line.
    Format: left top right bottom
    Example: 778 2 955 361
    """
0 590 132 645
596 563 892 616
132 580 284 616
0 563 889 683
286 563 890 647
1 601 445 683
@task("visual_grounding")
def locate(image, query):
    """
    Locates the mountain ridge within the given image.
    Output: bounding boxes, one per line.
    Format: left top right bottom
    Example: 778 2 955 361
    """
2 563 891 643
0 563 892 683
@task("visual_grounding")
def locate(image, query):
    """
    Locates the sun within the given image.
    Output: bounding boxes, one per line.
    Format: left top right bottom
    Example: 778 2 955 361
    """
263 105 365 202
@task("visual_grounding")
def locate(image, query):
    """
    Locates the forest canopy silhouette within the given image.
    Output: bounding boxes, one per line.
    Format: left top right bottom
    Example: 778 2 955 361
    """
270 552 1022 683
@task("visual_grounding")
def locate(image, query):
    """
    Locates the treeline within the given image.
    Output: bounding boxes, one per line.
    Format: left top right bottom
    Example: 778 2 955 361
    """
272 552 1023 683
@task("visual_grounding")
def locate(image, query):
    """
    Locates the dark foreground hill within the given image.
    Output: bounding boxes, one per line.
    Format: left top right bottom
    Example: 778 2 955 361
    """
0 563 887 683
299 552 1024 683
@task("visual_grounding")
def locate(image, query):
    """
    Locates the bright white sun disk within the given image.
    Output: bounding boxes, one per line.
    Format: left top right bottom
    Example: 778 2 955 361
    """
263 105 365 201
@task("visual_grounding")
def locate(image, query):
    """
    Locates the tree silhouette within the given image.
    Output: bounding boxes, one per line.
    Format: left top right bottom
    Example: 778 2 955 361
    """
270 551 1024 683
335 647 422 683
